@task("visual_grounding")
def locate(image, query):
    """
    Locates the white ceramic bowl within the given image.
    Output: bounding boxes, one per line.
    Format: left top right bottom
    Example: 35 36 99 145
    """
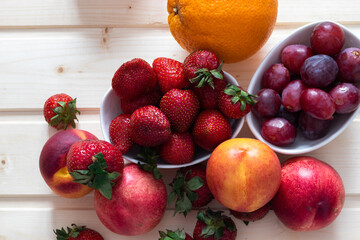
246 20 360 155
100 71 244 168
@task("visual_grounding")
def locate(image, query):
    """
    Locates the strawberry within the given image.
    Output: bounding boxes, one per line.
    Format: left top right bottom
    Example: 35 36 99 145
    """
120 86 162 114
54 224 104 240
160 89 200 132
192 77 227 109
193 209 237 240
112 58 157 100
109 113 133 154
230 202 271 225
153 57 190 94
159 229 193 240
43 93 80 130
217 84 257 119
183 50 223 89
130 105 171 147
192 110 232 151
66 139 124 199
168 164 213 216
160 132 195 164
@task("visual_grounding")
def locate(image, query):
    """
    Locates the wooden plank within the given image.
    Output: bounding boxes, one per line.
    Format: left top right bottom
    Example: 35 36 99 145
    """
0 205 359 239
0 0 359 28
0 117 360 195
1 25 360 110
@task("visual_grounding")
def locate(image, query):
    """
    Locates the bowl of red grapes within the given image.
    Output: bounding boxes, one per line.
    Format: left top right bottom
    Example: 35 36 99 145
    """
246 21 360 155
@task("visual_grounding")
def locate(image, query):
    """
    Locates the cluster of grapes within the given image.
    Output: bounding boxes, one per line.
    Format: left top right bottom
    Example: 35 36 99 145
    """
252 22 360 147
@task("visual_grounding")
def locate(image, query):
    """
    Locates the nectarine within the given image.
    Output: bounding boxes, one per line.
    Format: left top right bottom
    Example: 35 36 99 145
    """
39 129 98 198
271 156 345 231
206 138 281 212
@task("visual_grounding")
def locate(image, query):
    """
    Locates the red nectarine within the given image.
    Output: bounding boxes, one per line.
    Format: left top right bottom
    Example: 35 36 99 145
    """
39 129 98 198
271 156 345 231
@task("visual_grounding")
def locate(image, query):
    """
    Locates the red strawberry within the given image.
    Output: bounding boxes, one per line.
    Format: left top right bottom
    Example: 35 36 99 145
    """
130 105 171 147
168 164 213 216
193 77 227 109
120 87 162 114
43 93 80 130
183 50 224 89
193 209 237 240
54 224 104 240
160 132 195 164
112 58 157 100
109 113 133 154
66 139 124 199
160 89 200 132
218 84 257 119
230 202 271 225
159 229 193 240
192 110 232 151
153 57 190 94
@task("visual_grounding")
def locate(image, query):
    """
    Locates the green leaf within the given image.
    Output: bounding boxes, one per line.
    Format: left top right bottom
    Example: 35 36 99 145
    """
210 70 223 80
187 176 203 191
243 220 250 226
175 193 192 216
153 167 162 180
231 96 240 104
99 181 113 200
167 191 177 205
201 226 216 237
224 88 237 96
108 171 121 181
214 228 224 240
186 191 198 202
93 173 108 190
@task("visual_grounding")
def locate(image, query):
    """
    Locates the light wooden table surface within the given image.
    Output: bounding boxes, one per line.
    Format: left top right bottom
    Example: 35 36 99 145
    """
0 0 359 239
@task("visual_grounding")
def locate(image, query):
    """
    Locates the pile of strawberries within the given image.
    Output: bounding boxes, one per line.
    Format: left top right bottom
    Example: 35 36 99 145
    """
109 50 256 165
42 50 260 240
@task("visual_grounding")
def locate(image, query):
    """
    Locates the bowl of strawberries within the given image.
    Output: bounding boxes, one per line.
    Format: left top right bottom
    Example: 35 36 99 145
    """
100 50 254 168
246 20 360 155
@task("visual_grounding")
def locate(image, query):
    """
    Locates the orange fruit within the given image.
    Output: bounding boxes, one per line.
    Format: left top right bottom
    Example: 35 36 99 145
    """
167 0 278 63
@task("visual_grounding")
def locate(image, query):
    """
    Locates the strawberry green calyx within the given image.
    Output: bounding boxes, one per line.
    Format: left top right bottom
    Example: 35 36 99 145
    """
168 170 203 216
54 223 85 240
189 61 224 89
159 229 187 240
197 209 236 240
50 98 80 130
224 84 258 111
70 152 121 200
137 147 162 179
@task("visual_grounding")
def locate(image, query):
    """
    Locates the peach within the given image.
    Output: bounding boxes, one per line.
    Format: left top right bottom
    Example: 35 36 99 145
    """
39 129 98 198
206 138 281 212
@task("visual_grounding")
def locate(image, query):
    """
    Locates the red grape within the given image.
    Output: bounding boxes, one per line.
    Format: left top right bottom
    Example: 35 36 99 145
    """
299 111 332 140
262 63 291 93
300 54 338 88
281 79 307 112
336 47 360 83
252 88 281 118
310 21 345 56
300 88 336 120
276 105 300 127
281 44 313 74
329 83 360 114
261 117 296 146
